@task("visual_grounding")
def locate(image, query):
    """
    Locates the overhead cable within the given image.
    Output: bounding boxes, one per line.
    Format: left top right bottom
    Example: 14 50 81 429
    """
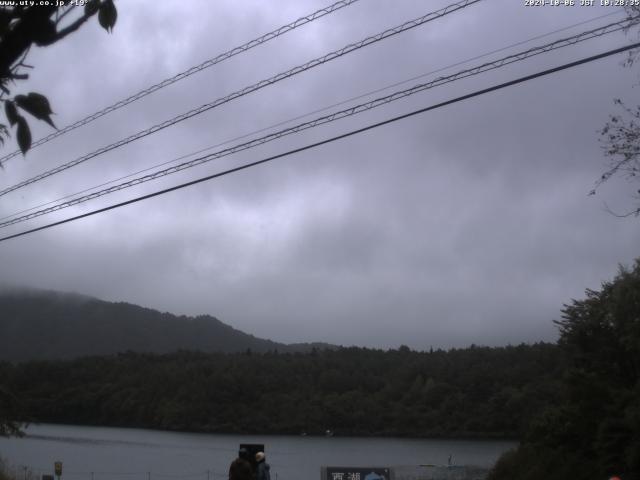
0 0 483 198
1 40 638 244
0 0 361 166
0 17 634 229
0 9 624 225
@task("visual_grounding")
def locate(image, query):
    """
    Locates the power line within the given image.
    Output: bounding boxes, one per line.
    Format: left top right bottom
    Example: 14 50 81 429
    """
0 9 625 225
0 0 361 167
0 16 634 229
1 41 637 244
0 0 483 198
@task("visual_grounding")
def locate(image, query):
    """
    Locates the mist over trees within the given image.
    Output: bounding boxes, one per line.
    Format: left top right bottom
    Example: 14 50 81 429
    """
2 259 639 480
0 289 332 361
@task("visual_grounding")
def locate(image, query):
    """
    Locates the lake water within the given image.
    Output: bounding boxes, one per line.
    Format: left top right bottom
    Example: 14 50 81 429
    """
0 424 515 480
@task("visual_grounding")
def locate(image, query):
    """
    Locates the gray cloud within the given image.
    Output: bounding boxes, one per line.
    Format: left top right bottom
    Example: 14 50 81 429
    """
0 0 638 350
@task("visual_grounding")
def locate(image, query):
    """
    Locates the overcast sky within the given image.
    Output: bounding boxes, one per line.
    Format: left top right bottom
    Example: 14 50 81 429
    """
0 0 639 349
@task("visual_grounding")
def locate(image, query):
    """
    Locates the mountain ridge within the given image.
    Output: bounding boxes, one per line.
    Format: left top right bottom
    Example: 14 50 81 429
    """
0 286 335 361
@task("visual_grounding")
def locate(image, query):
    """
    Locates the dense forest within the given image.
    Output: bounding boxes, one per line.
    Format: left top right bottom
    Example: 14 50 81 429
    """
0 288 332 360
0 343 564 438
489 260 640 480
2 260 639 479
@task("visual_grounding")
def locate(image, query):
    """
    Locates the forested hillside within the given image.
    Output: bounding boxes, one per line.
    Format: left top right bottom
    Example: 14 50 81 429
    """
1 343 563 438
0 288 330 360
489 261 640 480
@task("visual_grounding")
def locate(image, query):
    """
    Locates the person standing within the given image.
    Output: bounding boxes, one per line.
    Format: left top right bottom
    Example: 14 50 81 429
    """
255 452 271 480
228 457 253 480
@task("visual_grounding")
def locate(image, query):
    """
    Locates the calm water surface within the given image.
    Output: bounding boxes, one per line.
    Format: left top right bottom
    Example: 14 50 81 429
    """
0 424 515 480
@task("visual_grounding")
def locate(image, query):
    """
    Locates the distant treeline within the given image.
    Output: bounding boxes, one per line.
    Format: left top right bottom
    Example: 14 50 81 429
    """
1 343 564 438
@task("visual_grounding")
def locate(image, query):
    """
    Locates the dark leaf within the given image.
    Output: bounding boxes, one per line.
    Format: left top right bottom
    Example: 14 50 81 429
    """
15 92 56 129
0 9 11 37
16 116 31 155
4 100 18 126
98 0 117 33
32 18 57 46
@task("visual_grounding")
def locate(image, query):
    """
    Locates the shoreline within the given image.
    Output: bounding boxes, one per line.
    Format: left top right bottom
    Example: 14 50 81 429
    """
15 421 520 443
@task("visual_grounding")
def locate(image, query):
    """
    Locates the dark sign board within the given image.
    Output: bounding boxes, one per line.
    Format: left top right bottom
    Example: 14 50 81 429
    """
324 466 392 480
42 475 54 480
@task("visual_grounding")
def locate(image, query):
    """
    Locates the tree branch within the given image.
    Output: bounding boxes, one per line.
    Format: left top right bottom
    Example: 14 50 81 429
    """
603 201 640 218
50 7 97 43
0 6 56 71
55 5 76 26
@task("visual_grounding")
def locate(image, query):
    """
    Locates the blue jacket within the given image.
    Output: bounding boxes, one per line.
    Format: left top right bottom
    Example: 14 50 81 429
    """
256 461 270 480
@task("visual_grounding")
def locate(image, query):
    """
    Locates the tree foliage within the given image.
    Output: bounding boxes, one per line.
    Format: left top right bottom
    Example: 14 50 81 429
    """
489 260 640 480
0 0 117 154
597 99 640 217
0 0 117 435
594 6 640 216
0 343 564 438
0 385 23 437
